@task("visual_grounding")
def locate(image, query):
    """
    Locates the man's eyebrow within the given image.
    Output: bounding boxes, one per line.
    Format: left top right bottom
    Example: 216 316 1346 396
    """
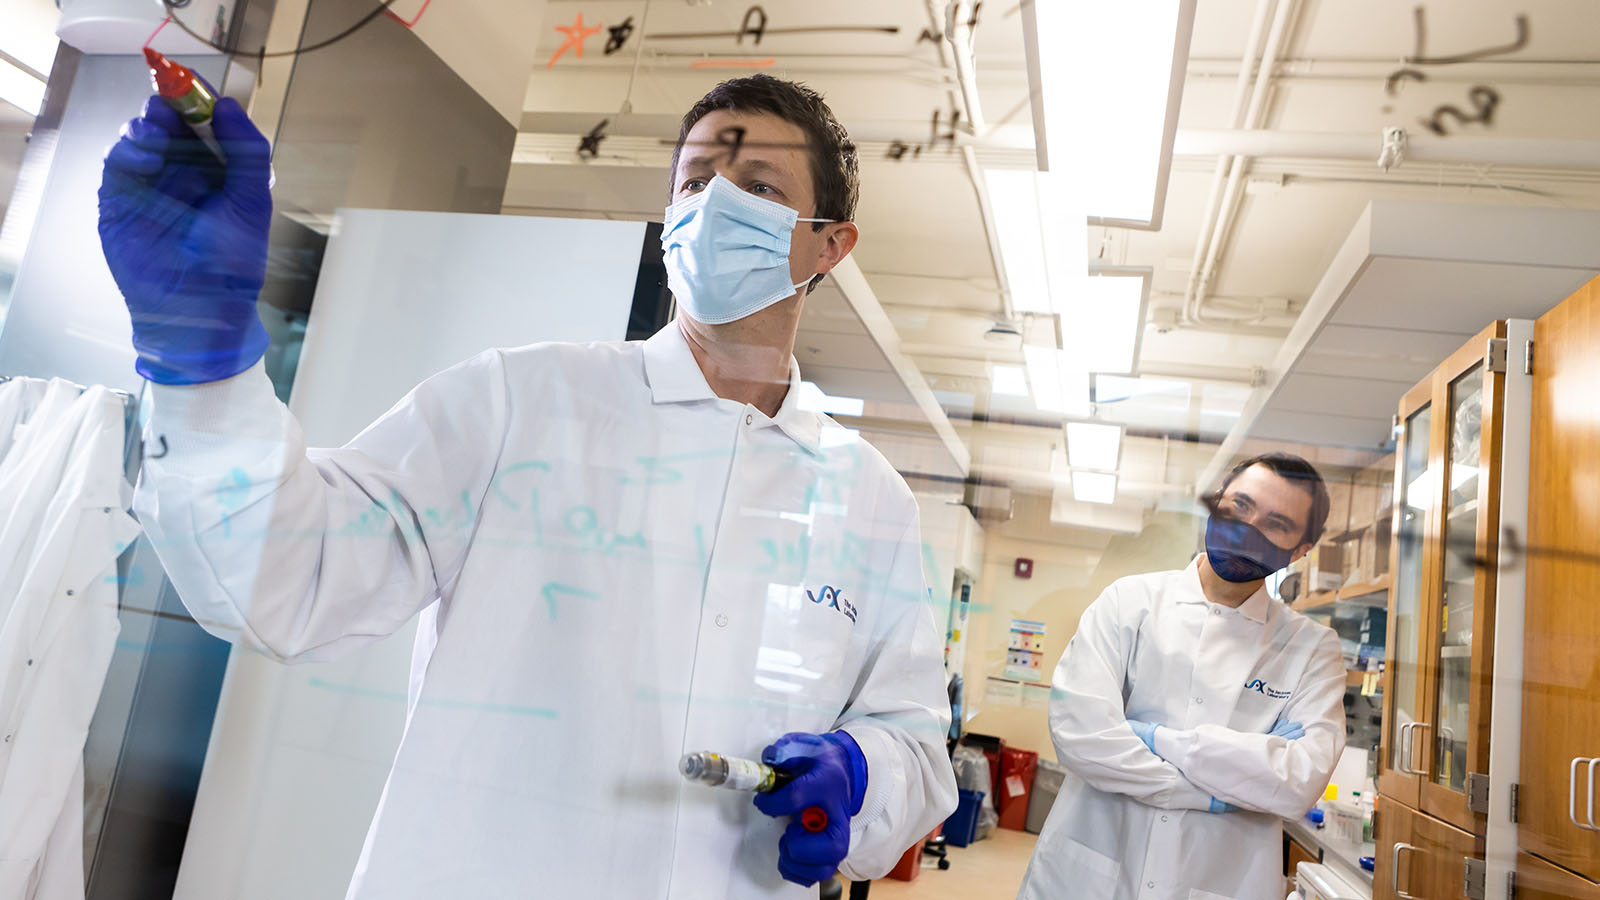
678 155 793 180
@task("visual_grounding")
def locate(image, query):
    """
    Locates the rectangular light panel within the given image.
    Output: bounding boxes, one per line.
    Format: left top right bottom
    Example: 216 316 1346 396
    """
990 364 1031 397
1072 471 1119 505
1024 0 1193 227
0 58 46 117
1024 345 1090 417
1066 421 1123 471
1061 273 1147 375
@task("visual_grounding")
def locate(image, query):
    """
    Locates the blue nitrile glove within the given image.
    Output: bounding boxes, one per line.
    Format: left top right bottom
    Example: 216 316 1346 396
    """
1209 797 1241 814
1129 719 1160 753
1270 720 1306 741
752 731 866 887
98 94 272 385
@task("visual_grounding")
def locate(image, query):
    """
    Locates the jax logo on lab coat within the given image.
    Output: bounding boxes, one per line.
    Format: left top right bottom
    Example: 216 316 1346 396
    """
1245 678 1292 700
806 585 858 624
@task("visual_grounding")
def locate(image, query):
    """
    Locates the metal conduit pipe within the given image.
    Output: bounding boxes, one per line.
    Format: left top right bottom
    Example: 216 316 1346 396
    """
1181 0 1276 327
1174 129 1600 170
1191 0 1301 326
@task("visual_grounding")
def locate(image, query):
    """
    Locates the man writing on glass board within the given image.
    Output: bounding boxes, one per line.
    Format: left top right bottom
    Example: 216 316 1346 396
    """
98 75 956 897
1017 453 1347 900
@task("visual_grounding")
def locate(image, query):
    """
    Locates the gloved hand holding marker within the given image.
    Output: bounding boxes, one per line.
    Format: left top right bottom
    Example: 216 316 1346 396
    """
682 731 866 887
143 48 225 163
99 57 274 385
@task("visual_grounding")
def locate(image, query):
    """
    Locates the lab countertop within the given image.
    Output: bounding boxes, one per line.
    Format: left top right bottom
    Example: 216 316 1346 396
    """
1284 817 1374 894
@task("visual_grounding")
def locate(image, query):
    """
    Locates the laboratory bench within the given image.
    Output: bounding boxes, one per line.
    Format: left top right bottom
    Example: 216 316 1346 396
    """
1285 817 1374 897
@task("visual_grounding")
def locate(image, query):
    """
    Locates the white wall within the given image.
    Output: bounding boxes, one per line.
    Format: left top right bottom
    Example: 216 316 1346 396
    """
172 210 644 900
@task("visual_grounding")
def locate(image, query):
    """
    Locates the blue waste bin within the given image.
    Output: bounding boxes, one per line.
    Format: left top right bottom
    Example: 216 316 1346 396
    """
943 789 985 847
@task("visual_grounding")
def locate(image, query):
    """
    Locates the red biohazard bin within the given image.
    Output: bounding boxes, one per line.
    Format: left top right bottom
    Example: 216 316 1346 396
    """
997 747 1038 831
886 826 941 881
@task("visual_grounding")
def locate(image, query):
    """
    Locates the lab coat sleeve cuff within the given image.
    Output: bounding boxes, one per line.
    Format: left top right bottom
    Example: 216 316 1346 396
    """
1153 725 1194 771
146 361 291 464
838 723 896 833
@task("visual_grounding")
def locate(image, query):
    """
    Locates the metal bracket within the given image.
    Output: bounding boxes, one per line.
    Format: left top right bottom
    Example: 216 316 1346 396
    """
1487 337 1509 374
1524 339 1534 375
1467 772 1491 813
1464 857 1487 900
1510 782 1521 823
1507 870 1518 900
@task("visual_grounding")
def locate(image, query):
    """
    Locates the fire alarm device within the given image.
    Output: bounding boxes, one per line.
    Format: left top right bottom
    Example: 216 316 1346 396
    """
1014 558 1033 579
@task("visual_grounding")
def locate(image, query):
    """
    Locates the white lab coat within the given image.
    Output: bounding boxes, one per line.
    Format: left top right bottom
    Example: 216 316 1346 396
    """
1018 558 1346 900
0 380 141 899
134 324 957 899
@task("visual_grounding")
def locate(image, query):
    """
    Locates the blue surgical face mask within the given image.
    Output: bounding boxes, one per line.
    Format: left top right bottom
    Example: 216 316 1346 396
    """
660 174 834 325
1204 514 1296 583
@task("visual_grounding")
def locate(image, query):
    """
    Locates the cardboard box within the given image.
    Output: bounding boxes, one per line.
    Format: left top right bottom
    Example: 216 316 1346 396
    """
1308 543 1348 592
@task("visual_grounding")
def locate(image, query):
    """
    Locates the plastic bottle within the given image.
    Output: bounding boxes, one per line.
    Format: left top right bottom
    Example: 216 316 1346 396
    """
1316 783 1338 829
1361 792 1376 843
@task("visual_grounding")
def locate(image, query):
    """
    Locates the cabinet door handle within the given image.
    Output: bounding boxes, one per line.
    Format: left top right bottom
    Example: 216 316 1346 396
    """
1396 723 1415 774
1588 758 1600 831
1392 842 1421 899
1571 757 1591 829
1412 722 1433 775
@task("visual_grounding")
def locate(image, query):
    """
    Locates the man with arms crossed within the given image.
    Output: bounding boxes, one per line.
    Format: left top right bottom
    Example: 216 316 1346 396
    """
1018 453 1347 900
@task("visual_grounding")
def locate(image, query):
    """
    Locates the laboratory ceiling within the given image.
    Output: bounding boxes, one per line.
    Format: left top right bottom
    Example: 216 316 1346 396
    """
496 0 1600 540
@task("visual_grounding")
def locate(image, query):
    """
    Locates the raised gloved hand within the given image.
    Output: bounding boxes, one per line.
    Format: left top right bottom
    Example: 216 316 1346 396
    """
752 731 866 887
1129 719 1161 754
1209 796 1242 814
1269 720 1306 741
98 94 272 385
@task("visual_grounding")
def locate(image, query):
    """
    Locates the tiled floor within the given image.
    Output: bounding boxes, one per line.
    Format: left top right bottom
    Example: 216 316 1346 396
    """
844 828 1037 900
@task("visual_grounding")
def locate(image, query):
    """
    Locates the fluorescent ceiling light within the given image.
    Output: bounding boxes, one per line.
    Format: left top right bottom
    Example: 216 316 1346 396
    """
984 168 1052 315
990 364 1030 397
0 59 46 117
1072 471 1119 505
1061 273 1147 375
1023 345 1089 417
797 381 865 418
1066 421 1123 471
1023 0 1194 227
984 168 1088 318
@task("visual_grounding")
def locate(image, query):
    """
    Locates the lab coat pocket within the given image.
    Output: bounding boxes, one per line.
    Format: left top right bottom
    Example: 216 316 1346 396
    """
1033 837 1120 897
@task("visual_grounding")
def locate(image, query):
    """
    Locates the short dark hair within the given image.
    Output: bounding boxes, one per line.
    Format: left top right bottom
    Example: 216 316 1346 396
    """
670 74 859 231
1214 452 1331 547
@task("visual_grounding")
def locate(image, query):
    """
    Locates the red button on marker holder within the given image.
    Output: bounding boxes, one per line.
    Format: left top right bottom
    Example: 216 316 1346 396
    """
800 806 829 832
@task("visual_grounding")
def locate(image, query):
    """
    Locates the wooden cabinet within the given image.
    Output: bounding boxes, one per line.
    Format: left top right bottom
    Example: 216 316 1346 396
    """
1519 275 1600 883
1374 799 1481 900
1517 852 1600 900
1378 322 1506 833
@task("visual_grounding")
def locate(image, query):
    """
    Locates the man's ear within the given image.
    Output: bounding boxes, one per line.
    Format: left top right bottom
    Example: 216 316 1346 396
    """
812 221 859 279
1289 543 1314 565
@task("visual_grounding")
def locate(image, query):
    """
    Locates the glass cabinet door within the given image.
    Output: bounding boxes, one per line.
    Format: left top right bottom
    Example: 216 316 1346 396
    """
1389 403 1434 785
1432 370 1482 794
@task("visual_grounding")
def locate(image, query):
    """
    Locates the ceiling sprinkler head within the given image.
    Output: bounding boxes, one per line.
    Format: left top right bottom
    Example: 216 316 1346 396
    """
984 321 1022 345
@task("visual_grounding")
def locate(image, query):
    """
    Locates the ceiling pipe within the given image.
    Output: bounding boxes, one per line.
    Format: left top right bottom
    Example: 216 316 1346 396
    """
1194 0 1298 324
1174 129 1600 170
1190 0 1301 327
1180 0 1276 327
943 0 988 136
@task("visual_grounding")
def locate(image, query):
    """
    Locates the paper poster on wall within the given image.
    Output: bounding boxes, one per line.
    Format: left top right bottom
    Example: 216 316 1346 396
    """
1022 683 1051 710
1005 618 1047 681
985 677 1023 707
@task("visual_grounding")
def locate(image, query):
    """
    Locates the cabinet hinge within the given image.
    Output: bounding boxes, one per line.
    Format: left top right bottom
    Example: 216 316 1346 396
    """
1524 339 1534 375
1486 338 1509 374
1467 772 1491 813
1507 869 1518 900
1464 857 1487 900
1510 782 1521 823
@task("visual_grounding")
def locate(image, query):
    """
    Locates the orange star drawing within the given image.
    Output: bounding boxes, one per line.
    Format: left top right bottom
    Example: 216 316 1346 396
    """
547 13 604 68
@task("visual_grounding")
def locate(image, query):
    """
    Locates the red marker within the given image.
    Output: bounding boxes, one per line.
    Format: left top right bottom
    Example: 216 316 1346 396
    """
143 47 224 161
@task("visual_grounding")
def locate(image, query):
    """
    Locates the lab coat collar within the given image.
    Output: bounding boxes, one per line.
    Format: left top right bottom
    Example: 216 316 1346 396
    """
642 322 823 457
1183 555 1272 624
